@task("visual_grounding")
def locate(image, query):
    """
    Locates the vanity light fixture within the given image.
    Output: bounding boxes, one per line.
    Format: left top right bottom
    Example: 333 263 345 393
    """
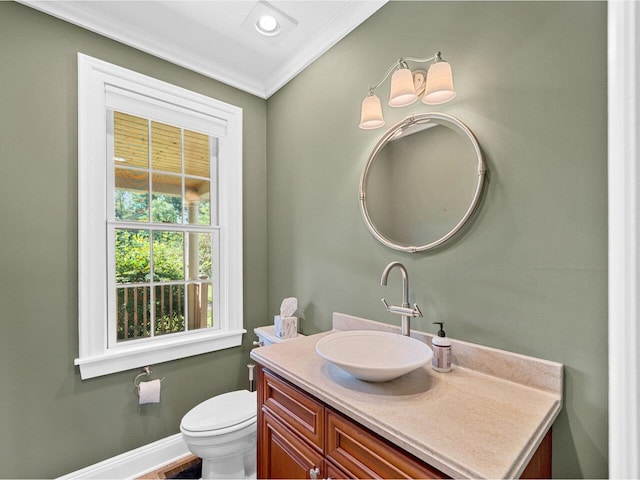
359 52 456 130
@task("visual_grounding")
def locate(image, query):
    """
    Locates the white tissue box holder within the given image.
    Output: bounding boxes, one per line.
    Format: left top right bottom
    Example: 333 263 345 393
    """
274 315 298 339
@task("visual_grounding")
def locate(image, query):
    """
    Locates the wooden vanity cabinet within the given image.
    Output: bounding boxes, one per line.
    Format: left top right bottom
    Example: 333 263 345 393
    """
258 365 324 479
257 365 551 479
257 366 447 479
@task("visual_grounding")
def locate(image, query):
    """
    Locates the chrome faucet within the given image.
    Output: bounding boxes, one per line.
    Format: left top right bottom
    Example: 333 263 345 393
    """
380 261 423 336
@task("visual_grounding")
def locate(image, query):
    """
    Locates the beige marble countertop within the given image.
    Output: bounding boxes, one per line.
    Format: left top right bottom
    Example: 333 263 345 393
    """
250 313 563 479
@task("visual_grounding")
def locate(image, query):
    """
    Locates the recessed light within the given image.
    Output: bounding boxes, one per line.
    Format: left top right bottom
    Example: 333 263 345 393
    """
241 1 298 45
256 15 280 36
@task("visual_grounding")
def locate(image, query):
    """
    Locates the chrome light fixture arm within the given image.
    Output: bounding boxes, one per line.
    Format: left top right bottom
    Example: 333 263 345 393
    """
367 53 440 95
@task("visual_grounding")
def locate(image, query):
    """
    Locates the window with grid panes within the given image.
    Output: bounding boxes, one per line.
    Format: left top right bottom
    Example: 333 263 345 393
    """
76 54 244 379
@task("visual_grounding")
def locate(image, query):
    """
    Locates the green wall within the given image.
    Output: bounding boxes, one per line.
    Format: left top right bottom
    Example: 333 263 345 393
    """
0 3 267 477
266 2 607 478
0 1 607 478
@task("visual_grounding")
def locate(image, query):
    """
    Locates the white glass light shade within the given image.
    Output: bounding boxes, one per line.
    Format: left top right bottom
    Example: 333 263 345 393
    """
389 68 418 107
359 94 385 130
423 61 456 105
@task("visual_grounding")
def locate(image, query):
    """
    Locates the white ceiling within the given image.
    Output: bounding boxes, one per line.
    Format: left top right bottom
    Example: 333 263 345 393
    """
21 0 386 98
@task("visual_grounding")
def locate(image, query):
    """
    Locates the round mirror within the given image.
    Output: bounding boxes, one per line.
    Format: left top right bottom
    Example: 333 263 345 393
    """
359 113 486 253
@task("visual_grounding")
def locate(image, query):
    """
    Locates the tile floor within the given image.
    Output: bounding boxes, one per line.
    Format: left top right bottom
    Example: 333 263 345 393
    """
136 454 201 479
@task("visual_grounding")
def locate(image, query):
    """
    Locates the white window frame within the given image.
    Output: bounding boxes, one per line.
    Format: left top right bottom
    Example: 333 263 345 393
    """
76 53 244 379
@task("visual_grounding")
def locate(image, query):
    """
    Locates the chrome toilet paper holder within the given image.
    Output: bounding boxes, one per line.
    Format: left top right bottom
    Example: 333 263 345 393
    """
133 366 164 395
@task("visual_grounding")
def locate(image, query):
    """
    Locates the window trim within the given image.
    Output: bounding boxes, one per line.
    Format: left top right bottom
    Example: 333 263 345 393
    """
76 53 244 379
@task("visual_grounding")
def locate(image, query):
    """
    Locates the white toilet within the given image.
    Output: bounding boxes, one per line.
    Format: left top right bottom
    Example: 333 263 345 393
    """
180 327 304 479
180 389 257 479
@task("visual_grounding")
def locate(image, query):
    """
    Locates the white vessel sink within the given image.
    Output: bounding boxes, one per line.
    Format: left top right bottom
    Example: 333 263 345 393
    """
315 330 433 382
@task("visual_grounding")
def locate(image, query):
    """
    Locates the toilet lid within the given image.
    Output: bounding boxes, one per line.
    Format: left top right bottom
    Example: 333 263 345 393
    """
181 390 257 432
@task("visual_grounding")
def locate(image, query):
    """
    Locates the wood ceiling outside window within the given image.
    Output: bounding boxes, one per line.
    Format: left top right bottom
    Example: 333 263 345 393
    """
113 111 211 194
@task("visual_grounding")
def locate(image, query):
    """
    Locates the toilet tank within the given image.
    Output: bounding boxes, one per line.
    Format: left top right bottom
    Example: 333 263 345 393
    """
254 325 305 346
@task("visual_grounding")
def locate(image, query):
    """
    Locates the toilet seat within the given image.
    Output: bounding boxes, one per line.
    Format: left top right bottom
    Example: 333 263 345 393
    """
181 390 257 435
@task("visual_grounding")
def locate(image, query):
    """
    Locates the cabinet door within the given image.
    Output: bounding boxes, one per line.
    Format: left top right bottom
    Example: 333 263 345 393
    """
325 459 353 479
259 409 324 479
261 367 324 450
326 409 448 479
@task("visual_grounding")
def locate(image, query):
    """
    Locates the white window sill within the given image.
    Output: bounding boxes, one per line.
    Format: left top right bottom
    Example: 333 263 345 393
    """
75 329 246 379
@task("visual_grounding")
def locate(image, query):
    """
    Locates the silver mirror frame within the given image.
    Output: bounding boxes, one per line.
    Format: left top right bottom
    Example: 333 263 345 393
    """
358 112 487 253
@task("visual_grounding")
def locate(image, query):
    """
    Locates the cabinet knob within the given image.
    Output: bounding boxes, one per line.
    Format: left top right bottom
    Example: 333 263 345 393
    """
309 467 320 479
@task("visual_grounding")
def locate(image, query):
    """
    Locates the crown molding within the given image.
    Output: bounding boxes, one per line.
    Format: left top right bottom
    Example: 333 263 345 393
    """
19 0 386 99
263 1 387 97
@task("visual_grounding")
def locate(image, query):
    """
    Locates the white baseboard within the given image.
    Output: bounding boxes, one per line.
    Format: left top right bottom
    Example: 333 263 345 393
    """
57 433 190 480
